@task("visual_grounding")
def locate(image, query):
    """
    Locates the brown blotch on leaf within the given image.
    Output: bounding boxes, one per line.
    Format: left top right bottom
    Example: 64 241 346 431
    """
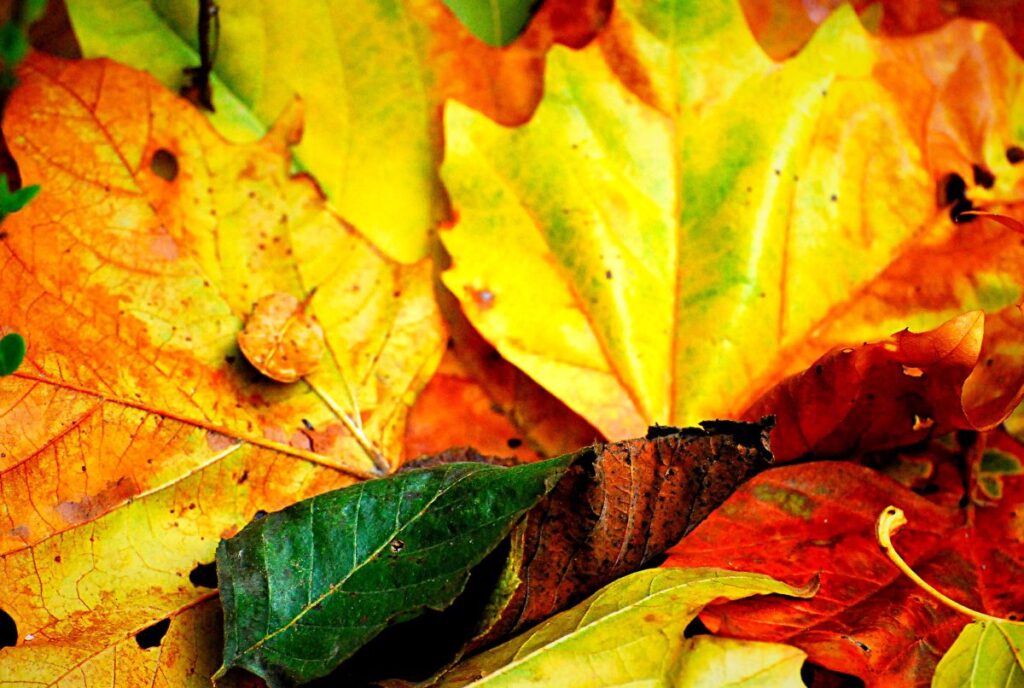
237 292 325 383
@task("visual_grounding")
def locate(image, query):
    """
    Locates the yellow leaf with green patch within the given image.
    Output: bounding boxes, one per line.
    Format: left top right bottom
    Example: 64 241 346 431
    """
441 0 1024 439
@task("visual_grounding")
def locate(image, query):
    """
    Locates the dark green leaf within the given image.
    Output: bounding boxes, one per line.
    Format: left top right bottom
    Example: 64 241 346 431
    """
0 23 28 66
23 0 48 25
441 0 539 47
215 456 572 687
0 333 25 376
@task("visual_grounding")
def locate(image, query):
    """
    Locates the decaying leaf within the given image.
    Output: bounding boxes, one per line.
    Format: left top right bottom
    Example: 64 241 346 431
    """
932 620 1024 687
441 0 1024 442
237 292 325 383
664 442 1024 687
65 0 611 261
434 568 814 687
0 53 444 685
216 457 572 686
468 419 774 650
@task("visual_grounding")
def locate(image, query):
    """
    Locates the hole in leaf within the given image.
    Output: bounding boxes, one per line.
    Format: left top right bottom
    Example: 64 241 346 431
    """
0 609 17 649
134 618 170 649
189 561 218 588
150 149 179 181
1007 146 1024 164
506 438 522 449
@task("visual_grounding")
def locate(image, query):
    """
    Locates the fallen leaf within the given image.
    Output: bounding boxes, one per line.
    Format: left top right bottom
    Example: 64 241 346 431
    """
216 457 572 687
932 620 1024 687
664 447 1024 686
405 289 602 463
740 0 1024 60
237 292 324 384
743 308 1024 462
406 350 553 463
441 0 1024 441
440 0 537 47
434 568 814 688
0 53 444 684
65 0 611 261
673 636 808 688
468 419 774 650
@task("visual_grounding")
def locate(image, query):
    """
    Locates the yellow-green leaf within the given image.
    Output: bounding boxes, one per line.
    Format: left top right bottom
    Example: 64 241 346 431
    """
440 0 1024 439
673 636 806 688
434 568 815 687
932 621 1024 687
65 0 443 262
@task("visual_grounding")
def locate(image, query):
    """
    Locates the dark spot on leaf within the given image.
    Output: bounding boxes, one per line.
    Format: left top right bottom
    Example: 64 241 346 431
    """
972 164 995 189
189 561 217 588
0 231 7 240
150 149 179 181
1007 146 1024 164
237 470 248 485
830 194 838 202
0 609 16 649
135 618 170 649
507 438 522 449
302 418 314 431
605 270 612 279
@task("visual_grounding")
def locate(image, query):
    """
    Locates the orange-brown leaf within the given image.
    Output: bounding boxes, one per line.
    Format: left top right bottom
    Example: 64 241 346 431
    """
0 53 444 684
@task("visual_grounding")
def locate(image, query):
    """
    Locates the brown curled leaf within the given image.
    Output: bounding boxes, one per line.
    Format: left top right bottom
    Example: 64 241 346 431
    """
467 418 775 651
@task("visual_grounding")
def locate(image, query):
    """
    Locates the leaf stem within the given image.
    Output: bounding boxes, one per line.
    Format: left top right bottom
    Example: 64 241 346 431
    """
306 377 389 475
875 506 1013 624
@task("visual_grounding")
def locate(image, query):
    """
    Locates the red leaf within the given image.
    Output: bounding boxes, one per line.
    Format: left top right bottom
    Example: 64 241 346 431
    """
664 437 1024 687
745 307 1024 462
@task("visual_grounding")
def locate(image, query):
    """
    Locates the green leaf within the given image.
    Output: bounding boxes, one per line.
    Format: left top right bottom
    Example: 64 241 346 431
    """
215 456 572 687
932 620 1024 687
441 0 538 47
435 568 816 687
0 175 40 218
0 332 25 376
